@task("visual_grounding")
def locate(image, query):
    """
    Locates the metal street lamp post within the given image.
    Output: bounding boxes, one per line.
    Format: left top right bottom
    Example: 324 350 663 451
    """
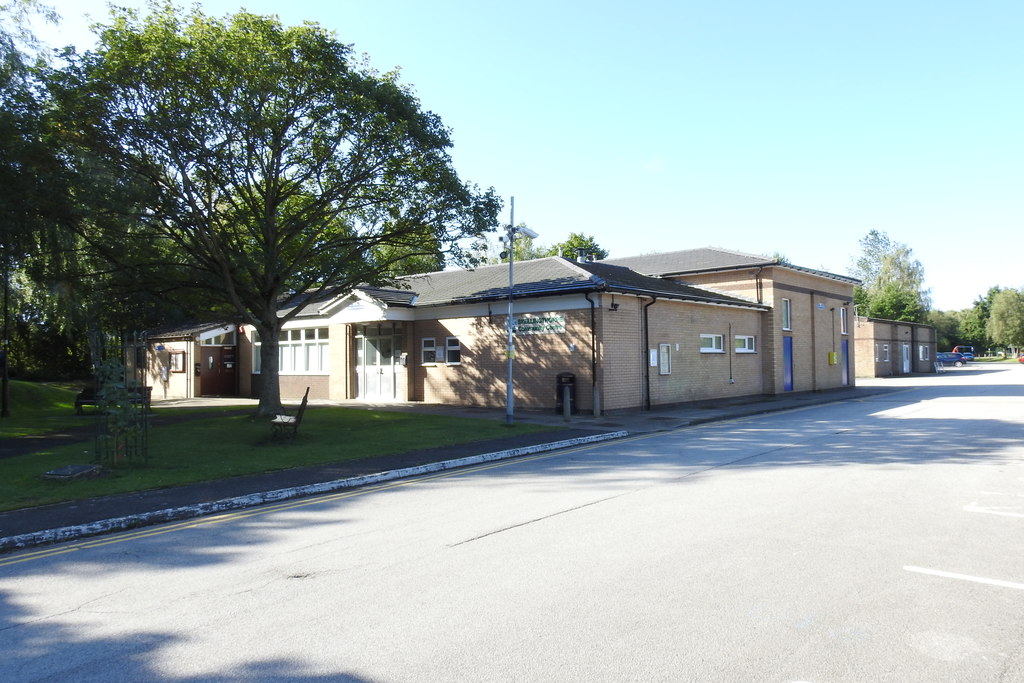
502 198 537 425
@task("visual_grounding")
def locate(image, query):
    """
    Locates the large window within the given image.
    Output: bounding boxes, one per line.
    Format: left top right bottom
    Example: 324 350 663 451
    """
781 298 792 330
700 333 724 353
252 327 329 374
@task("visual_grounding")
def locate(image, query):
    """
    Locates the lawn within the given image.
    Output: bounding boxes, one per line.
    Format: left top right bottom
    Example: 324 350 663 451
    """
0 381 88 437
0 381 554 512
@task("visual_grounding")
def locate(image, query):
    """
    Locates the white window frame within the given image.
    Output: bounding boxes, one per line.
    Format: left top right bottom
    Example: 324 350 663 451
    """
700 333 724 353
278 327 330 375
658 343 671 375
882 344 890 362
919 345 930 361
421 338 438 365
252 328 262 373
840 307 848 335
781 298 792 330
445 337 461 365
734 335 756 353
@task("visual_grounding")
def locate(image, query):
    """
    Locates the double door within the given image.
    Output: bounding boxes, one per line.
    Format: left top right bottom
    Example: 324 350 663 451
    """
356 325 403 400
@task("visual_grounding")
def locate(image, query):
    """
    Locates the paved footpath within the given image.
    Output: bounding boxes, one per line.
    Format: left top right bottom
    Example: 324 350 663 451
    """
0 384 900 552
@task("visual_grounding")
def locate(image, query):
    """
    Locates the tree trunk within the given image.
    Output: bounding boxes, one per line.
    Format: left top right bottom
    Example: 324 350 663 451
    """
255 322 284 417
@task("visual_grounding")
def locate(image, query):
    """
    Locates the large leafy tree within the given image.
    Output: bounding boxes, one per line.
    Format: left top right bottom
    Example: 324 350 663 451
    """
956 286 999 350
49 3 500 415
850 229 930 322
986 288 1024 351
926 309 959 351
1 0 81 411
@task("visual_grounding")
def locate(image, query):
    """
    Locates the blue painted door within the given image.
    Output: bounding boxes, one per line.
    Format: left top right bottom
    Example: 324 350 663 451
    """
783 336 794 391
841 338 850 386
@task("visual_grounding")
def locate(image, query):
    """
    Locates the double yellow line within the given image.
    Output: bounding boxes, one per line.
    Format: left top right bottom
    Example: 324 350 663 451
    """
2 434 652 568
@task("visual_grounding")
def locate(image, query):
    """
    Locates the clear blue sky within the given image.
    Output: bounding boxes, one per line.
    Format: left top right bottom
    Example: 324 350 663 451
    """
41 0 1024 311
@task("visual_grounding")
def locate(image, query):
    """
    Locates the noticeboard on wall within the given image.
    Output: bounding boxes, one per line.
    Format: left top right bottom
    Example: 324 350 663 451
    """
513 314 565 335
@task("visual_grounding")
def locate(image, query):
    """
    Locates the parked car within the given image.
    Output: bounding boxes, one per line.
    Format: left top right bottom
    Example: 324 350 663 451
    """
1018 354 1024 364
951 345 975 361
936 352 967 367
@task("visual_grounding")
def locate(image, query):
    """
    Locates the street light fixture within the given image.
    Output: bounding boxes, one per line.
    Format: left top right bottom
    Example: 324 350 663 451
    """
503 198 537 425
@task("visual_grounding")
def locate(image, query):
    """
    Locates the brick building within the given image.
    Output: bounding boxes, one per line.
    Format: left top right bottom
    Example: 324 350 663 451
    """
139 247 859 413
853 316 938 377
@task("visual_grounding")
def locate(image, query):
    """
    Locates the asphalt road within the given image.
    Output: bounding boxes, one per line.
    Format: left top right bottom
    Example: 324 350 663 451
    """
2 366 1023 681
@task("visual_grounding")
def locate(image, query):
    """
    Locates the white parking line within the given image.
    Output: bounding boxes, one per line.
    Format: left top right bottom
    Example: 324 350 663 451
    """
904 566 1024 591
964 502 1024 518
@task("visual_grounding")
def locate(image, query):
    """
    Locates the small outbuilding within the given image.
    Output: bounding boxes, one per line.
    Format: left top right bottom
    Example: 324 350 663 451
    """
853 316 937 377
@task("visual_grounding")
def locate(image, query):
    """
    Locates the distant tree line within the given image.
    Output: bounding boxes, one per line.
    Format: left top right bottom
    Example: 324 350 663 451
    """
850 230 1023 354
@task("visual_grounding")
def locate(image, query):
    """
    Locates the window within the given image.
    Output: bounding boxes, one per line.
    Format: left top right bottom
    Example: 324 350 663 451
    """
445 337 461 364
421 338 438 364
169 351 185 373
840 307 848 335
919 345 930 361
658 343 671 375
734 335 756 353
781 299 792 330
252 329 262 373
278 327 329 374
882 344 890 362
700 334 724 353
201 331 236 346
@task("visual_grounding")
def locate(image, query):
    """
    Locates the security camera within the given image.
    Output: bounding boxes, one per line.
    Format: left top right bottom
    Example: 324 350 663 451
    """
517 226 539 239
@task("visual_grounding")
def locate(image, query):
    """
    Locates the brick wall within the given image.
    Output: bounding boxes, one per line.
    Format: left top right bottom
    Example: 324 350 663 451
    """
646 300 766 405
763 272 855 393
409 310 595 411
854 317 937 377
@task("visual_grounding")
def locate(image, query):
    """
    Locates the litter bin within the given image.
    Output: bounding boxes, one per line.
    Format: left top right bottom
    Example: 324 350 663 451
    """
555 372 576 415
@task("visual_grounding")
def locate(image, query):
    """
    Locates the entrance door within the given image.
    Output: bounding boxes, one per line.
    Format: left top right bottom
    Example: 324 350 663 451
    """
902 343 912 374
841 339 850 386
356 324 402 400
783 336 794 391
199 346 237 396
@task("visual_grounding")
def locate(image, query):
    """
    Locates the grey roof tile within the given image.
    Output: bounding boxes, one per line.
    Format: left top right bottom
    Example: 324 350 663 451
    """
602 246 858 284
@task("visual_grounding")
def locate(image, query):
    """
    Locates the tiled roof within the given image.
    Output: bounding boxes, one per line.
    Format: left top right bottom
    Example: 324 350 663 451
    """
396 258 597 306
602 247 774 275
284 247 862 319
144 321 234 339
358 287 417 306
355 257 766 309
602 247 859 284
572 261 765 307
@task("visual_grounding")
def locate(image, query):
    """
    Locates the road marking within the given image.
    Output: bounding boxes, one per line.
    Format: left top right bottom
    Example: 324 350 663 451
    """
0 410 845 568
964 503 1024 518
904 566 1024 591
0 439 639 568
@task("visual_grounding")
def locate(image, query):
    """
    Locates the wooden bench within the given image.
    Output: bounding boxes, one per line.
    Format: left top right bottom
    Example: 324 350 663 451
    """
271 387 310 441
76 385 152 414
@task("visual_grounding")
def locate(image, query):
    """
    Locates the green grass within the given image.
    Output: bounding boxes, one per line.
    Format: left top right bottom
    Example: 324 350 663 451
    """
0 381 554 512
0 381 88 437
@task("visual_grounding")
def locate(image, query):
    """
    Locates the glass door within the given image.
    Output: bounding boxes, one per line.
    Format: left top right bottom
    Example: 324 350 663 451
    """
356 325 401 400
